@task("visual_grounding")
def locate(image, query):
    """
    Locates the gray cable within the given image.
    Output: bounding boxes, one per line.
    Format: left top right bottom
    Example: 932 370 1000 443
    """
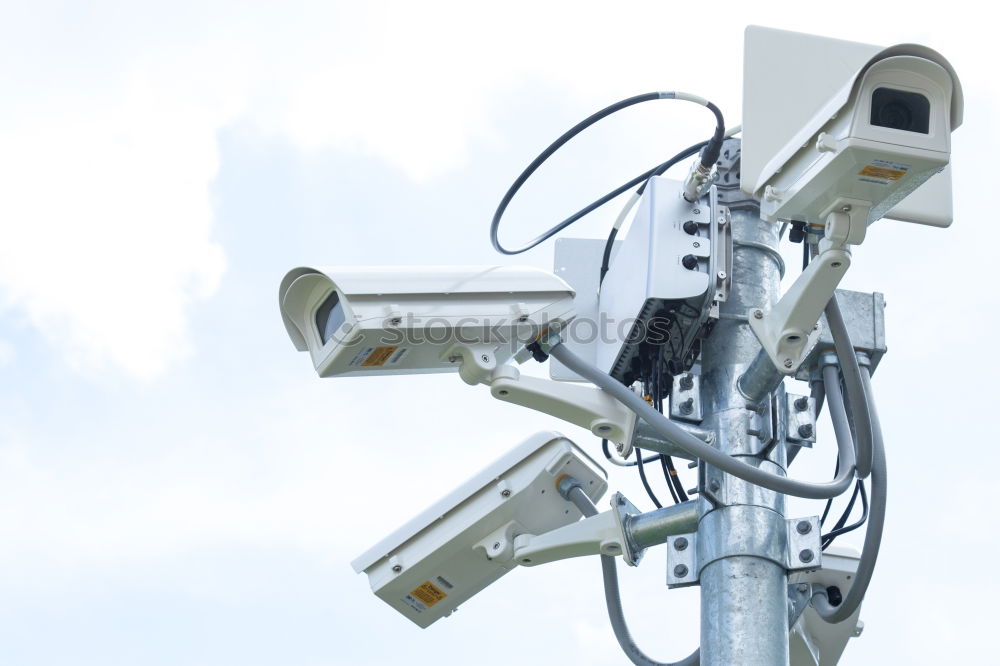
811 365 886 624
825 295 874 479
565 485 699 666
549 343 856 500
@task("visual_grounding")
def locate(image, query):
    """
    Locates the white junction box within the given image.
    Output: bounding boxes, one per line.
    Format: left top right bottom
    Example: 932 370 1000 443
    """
351 431 607 628
597 177 723 383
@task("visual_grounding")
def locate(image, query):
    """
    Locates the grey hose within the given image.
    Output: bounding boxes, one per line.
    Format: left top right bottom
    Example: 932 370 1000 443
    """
825 295 874 479
565 485 700 666
549 342 856 500
811 365 886 623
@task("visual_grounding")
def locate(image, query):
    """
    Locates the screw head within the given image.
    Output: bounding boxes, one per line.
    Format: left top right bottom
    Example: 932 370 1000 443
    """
674 537 689 551
783 359 794 369
692 208 701 214
717 271 727 280
799 549 815 563
709 480 721 493
794 396 809 411
796 520 812 535
673 564 689 578
753 310 764 320
500 488 511 498
481 354 490 362
493 541 501 550
797 424 814 438
392 564 402 573
798 583 810 594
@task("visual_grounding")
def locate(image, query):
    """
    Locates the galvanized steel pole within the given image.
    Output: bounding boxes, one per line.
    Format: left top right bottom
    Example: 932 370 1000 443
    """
698 143 789 665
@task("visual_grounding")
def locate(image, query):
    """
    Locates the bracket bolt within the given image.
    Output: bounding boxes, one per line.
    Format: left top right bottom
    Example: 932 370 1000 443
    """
799 549 815 563
708 480 721 493
674 537 689 551
796 521 812 535
692 208 701 214
783 359 794 369
392 564 402 573
797 583 810 594
674 564 689 578
794 396 809 411
797 424 814 438
679 374 694 391
753 309 764 319
481 354 490 362
679 397 694 415
500 488 511 498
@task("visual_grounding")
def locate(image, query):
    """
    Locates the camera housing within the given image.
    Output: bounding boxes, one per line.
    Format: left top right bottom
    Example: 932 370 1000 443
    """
278 265 576 378
351 431 607 628
741 26 964 229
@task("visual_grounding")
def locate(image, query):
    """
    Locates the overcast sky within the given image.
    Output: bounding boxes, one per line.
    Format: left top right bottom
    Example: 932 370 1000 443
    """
0 2 996 664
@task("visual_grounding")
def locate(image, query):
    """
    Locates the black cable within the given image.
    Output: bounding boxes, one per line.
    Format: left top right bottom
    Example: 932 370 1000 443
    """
803 237 811 270
660 455 681 504
661 455 688 503
491 93 724 255
822 480 869 549
634 445 663 509
598 140 709 285
820 455 838 527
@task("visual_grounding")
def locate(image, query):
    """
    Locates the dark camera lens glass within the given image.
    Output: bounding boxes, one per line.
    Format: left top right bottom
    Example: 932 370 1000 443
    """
870 88 930 134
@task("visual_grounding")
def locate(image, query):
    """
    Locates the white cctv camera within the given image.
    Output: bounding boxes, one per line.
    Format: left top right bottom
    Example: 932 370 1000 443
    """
351 431 608 628
278 265 575 378
741 26 964 232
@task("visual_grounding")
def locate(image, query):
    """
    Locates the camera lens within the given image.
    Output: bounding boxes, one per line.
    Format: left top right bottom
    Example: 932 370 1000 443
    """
870 88 930 134
876 102 914 131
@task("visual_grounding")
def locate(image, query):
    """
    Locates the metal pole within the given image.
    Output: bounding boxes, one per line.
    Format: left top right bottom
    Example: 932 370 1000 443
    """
697 140 789 665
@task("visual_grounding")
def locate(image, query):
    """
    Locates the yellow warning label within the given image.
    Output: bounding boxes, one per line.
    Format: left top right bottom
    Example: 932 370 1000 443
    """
858 165 906 181
410 581 447 607
360 346 399 367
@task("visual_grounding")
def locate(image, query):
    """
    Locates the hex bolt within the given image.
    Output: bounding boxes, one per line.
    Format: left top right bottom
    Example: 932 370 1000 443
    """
783 359 794 369
797 583 810 595
708 480 721 493
753 309 764 319
796 521 812 535
794 396 809 411
798 424 814 438
679 397 694 415
683 220 699 235
679 374 694 391
681 254 699 270
392 564 402 573
500 488 511 498
674 537 689 551
799 549 815 563
674 564 689 578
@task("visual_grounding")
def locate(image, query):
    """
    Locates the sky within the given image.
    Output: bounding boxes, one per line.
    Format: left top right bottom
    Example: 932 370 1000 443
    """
0 1 996 664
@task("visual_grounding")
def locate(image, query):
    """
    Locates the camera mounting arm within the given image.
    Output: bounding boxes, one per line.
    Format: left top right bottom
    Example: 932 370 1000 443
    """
446 342 638 449
747 202 866 374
